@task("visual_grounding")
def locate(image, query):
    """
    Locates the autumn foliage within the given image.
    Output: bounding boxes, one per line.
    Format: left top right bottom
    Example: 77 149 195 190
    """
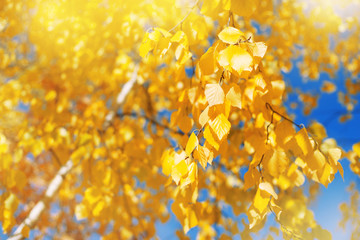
1 0 360 239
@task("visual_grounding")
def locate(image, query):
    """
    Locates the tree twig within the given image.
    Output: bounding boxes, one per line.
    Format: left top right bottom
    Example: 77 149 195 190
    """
266 102 302 129
117 112 187 136
168 0 199 33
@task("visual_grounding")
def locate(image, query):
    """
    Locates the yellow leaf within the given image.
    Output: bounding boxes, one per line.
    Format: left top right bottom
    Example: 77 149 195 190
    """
226 84 242 109
139 28 170 58
84 187 101 206
328 148 344 179
5 193 19 212
204 125 220 150
199 106 210 127
353 142 360 157
295 128 313 156
199 47 217 75
328 148 342 165
70 146 87 164
275 120 295 146
93 200 106 217
181 162 197 187
259 182 278 200
194 145 213 169
175 45 192 65
244 167 260 190
208 113 231 141
248 205 262 229
319 163 332 187
205 84 225 107
171 30 189 49
270 80 285 100
157 37 172 57
184 205 198 233
263 149 288 178
154 27 172 38
217 45 252 75
172 157 188 184
309 121 327 141
201 0 230 18
171 200 198 234
253 187 269 215
185 132 199 156
149 29 163 41
269 199 282 220
139 32 153 58
3 193 19 233
231 0 260 18
162 149 174 176
307 150 326 171
218 27 244 44
247 42 267 69
288 164 305 187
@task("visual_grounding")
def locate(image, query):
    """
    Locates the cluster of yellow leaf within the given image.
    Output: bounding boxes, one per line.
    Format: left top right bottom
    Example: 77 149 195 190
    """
155 19 343 234
1 0 360 239
243 119 344 229
276 189 332 240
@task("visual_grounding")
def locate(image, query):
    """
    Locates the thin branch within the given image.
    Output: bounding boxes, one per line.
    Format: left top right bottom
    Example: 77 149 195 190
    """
117 112 187 136
257 154 264 181
49 148 62 167
266 102 302 129
266 111 274 144
228 11 235 27
168 0 199 33
8 64 140 240
219 70 225 85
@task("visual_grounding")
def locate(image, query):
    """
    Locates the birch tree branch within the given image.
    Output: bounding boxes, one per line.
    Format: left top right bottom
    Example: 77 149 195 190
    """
8 64 140 240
